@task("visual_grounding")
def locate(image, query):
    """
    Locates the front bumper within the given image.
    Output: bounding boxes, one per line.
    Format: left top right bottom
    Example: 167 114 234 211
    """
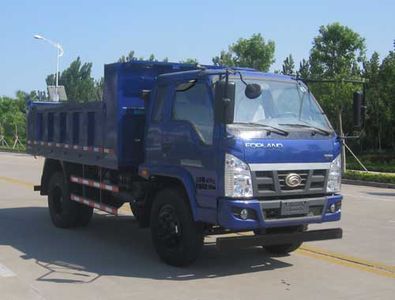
217 228 342 250
217 194 342 231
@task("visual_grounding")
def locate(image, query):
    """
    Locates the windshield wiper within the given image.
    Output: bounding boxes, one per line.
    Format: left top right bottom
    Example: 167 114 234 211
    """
233 122 289 136
279 123 331 136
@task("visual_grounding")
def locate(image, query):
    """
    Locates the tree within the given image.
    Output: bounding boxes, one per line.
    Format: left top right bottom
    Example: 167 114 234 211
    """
308 23 366 170
28 90 47 101
179 58 199 64
282 54 295 75
94 77 104 101
377 50 395 149
0 95 26 147
46 57 97 102
298 59 310 78
359 48 395 152
212 50 235 67
363 52 386 151
118 51 171 63
212 33 275 71
148 54 157 62
118 51 137 63
310 23 366 77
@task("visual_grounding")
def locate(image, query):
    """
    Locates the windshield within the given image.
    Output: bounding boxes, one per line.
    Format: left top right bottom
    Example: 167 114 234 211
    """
232 78 333 131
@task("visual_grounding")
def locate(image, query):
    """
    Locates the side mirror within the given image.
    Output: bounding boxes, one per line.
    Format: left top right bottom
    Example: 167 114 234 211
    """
353 91 364 129
215 81 236 124
245 83 262 99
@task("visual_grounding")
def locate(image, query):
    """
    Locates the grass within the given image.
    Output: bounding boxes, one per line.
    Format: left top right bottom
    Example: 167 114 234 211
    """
344 170 395 185
0 146 26 153
346 162 395 173
346 153 395 173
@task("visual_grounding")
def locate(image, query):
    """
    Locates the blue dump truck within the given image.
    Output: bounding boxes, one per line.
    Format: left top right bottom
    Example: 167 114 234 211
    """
27 61 363 266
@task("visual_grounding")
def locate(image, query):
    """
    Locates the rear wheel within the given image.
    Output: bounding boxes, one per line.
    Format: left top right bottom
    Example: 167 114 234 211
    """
48 172 80 228
75 205 94 227
150 188 203 266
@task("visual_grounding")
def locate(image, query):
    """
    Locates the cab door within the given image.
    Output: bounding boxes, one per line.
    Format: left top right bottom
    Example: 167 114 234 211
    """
161 79 219 209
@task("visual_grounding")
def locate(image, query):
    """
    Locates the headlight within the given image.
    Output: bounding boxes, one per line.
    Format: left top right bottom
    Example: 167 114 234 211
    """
224 153 253 198
326 154 342 193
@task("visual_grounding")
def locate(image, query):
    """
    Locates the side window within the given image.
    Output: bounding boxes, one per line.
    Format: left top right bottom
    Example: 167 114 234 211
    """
172 83 214 145
152 86 167 122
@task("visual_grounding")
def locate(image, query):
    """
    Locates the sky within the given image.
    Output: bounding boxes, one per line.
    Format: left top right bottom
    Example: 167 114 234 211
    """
0 0 394 97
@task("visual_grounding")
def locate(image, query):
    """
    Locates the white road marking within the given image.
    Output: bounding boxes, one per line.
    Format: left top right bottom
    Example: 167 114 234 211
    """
0 263 16 277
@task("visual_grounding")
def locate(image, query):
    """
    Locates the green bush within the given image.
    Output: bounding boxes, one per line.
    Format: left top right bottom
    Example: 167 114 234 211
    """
0 146 26 153
344 170 395 184
346 153 395 173
347 162 395 173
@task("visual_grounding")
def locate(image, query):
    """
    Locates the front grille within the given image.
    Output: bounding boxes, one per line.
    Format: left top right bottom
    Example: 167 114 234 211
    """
252 169 328 197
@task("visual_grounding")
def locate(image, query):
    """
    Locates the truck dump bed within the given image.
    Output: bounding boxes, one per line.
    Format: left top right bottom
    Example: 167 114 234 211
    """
27 61 197 170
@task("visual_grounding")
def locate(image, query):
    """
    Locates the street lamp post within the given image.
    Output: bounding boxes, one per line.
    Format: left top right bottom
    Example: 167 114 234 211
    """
33 34 64 101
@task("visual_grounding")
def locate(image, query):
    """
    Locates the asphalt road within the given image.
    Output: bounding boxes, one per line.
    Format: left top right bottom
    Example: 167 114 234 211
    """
0 152 394 299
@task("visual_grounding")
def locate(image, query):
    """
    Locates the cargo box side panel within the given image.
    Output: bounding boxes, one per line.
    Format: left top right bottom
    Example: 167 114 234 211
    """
27 101 117 169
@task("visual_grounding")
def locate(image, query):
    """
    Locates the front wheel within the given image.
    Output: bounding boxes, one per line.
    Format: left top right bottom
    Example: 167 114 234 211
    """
150 188 203 266
129 203 142 223
260 225 305 255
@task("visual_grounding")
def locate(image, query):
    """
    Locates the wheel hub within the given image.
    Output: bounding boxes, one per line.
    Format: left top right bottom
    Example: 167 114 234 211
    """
157 205 182 248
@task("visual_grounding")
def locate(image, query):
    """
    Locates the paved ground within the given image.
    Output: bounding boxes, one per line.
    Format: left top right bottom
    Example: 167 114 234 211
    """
0 152 394 300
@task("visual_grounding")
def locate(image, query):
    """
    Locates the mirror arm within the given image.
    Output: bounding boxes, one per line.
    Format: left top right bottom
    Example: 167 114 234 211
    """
338 130 364 140
224 69 229 99
238 71 248 86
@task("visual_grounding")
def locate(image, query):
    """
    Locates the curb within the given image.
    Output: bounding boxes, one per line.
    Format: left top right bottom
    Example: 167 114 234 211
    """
342 179 395 189
0 148 26 154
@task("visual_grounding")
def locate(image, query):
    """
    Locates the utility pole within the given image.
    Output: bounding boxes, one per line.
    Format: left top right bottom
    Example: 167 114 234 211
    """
33 34 64 101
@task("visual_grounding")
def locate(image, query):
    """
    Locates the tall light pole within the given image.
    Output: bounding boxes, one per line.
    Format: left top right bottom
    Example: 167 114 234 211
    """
33 34 64 101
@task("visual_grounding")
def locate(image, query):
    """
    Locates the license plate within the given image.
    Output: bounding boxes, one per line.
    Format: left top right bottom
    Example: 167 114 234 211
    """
281 200 309 216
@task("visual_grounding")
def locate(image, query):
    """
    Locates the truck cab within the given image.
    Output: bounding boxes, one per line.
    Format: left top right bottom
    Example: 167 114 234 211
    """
143 69 342 231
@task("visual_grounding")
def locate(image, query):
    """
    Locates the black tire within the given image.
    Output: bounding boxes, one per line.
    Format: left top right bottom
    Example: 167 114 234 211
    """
47 172 80 228
129 203 141 222
130 202 150 228
75 205 94 227
261 226 305 255
150 188 204 266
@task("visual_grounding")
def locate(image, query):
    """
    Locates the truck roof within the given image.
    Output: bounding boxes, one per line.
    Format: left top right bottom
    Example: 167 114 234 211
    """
105 60 295 83
154 63 295 83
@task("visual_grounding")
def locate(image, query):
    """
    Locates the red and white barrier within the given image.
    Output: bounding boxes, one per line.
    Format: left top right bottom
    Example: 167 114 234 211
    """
70 175 119 193
70 194 118 215
27 140 114 155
